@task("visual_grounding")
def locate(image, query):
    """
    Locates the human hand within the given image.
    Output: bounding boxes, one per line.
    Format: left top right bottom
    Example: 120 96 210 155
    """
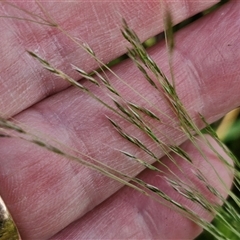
0 1 238 239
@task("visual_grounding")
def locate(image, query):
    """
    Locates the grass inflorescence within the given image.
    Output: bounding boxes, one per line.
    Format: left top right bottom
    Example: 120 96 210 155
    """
0 1 239 239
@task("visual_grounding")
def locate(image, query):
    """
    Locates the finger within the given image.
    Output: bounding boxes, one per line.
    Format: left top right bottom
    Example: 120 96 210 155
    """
0 1 238 239
52 136 233 239
0 1 218 118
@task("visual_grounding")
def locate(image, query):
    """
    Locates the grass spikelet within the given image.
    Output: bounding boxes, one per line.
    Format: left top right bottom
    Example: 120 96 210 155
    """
128 102 161 121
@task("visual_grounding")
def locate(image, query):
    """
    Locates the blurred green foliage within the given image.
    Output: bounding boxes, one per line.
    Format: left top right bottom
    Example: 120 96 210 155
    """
197 112 240 240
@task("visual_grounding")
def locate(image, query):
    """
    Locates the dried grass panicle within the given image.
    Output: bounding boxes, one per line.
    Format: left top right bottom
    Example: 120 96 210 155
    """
1 2 240 239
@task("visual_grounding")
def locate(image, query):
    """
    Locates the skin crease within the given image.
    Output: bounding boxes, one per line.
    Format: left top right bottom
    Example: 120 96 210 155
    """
0 0 239 239
0 0 218 118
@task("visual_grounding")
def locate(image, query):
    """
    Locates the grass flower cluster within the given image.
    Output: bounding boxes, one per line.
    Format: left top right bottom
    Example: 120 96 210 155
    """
0 1 239 239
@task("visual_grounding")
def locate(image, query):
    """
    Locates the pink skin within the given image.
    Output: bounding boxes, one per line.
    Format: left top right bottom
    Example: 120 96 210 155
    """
0 1 238 239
